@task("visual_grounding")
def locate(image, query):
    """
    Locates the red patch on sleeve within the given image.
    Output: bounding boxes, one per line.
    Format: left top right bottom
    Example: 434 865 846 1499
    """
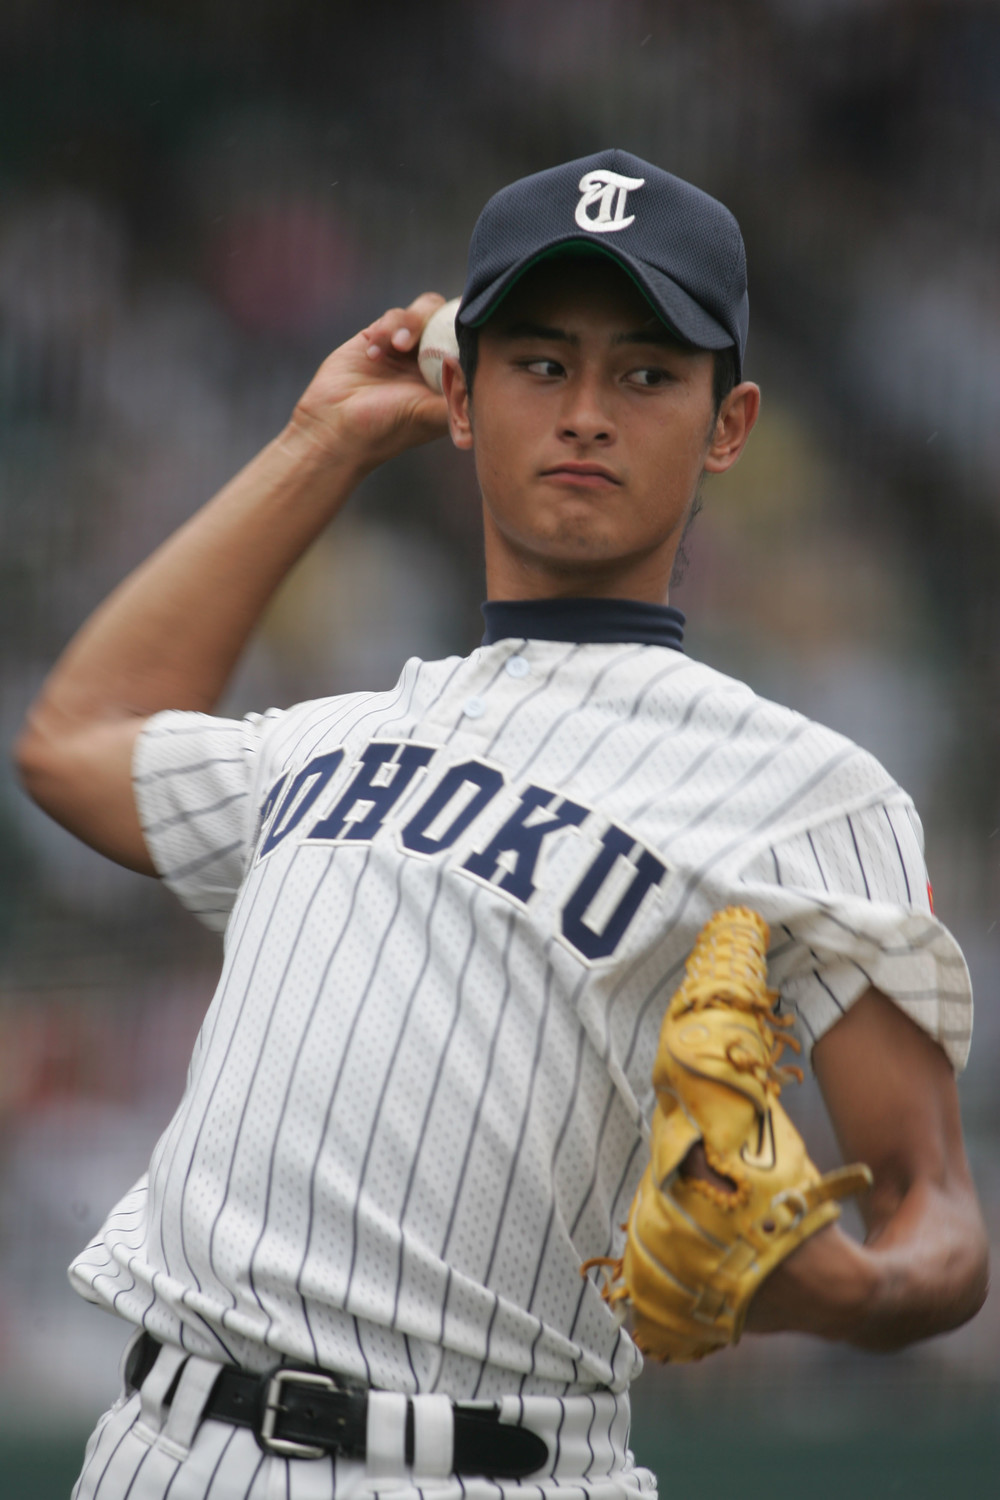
927 880 935 913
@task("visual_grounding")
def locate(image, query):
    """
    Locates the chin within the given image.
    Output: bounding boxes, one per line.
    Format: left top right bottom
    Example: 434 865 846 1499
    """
525 545 640 586
521 510 622 556
521 535 621 568
486 505 648 580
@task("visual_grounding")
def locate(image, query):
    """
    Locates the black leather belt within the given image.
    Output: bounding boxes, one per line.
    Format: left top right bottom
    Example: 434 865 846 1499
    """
127 1334 549 1478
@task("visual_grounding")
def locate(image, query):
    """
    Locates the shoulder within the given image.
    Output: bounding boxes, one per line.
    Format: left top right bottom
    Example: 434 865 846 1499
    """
251 650 474 769
680 653 898 770
664 655 915 855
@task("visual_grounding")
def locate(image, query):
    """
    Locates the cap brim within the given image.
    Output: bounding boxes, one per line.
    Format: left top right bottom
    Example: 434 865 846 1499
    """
458 237 736 354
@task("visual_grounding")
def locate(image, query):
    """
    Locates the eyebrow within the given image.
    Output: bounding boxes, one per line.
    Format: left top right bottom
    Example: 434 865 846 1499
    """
497 320 691 351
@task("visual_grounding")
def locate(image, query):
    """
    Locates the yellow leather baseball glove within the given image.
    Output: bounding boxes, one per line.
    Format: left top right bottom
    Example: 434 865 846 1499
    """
583 905 873 1362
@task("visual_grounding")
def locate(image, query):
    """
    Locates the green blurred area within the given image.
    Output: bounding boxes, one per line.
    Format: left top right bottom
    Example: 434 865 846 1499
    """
630 1378 1000 1499
0 1437 86 1500
632 1421 999 1499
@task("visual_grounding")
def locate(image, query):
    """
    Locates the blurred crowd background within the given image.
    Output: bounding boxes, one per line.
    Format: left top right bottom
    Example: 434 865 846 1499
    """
2 1 999 1494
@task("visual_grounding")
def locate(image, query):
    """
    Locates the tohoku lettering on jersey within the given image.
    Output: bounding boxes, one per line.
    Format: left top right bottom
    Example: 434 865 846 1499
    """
69 621 972 1407
254 739 669 966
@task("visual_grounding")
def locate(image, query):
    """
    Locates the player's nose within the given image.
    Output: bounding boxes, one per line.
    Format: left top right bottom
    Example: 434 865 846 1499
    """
557 371 616 445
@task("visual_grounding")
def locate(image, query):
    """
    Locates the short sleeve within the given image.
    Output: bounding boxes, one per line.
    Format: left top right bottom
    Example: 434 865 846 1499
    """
133 708 274 931
734 799 973 1071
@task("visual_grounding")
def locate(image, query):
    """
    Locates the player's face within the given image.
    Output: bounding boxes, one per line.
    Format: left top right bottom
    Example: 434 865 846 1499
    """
444 259 751 602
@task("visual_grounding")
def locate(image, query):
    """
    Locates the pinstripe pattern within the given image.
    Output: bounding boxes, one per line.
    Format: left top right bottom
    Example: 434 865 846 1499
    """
71 639 972 1440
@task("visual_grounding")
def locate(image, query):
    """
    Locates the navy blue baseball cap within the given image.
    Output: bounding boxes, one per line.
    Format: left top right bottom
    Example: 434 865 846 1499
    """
458 149 748 379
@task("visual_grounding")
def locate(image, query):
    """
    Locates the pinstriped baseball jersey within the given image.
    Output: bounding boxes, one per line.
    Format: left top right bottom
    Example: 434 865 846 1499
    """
68 599 971 1405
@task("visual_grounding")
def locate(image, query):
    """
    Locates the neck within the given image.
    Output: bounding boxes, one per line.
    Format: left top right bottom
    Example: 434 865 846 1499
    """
481 596 686 649
482 529 676 606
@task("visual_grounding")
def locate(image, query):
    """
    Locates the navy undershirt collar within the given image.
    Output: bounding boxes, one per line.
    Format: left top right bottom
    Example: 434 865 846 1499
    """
481 597 685 650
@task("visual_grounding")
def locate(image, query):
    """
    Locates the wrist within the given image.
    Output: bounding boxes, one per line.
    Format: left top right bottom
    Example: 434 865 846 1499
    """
746 1223 879 1342
279 402 378 489
819 1233 881 1343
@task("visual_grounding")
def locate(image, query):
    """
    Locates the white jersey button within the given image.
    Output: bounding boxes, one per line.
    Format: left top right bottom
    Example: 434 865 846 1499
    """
463 697 486 719
505 655 530 678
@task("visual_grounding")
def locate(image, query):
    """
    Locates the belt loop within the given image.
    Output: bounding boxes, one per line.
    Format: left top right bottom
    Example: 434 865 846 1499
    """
135 1342 188 1445
412 1394 453 1477
365 1391 408 1478
159 1355 225 1459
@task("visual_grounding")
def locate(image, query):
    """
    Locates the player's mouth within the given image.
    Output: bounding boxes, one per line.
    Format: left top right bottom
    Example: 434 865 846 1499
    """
539 462 622 489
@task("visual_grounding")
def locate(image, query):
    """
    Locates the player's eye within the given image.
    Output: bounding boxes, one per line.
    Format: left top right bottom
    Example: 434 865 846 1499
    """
627 366 671 387
524 358 565 378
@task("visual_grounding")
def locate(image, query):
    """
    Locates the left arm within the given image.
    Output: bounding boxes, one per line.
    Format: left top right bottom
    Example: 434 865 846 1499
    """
744 986 989 1349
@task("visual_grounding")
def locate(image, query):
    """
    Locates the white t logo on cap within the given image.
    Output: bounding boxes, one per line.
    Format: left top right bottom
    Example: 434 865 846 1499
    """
575 170 645 233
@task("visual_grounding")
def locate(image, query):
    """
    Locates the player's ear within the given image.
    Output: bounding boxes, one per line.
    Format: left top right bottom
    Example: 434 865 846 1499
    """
703 382 760 475
442 358 473 450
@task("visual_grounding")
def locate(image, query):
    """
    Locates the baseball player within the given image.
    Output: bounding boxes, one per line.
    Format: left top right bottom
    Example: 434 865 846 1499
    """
16 151 988 1500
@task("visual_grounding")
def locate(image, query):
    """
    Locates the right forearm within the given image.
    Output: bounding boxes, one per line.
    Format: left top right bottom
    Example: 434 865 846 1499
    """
26 419 365 738
16 292 450 867
15 418 366 872
21 286 450 745
15 418 364 871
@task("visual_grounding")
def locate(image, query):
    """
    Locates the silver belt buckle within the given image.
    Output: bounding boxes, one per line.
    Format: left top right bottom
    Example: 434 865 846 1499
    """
259 1368 339 1459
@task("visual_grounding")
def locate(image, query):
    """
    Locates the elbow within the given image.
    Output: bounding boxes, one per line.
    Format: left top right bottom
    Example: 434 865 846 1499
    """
13 706 154 874
13 711 56 809
951 1219 991 1331
13 704 91 822
921 1177 992 1339
853 1190 991 1353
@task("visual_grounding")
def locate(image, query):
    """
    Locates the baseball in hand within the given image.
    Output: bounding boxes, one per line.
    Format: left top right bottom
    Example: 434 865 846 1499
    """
418 298 461 392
